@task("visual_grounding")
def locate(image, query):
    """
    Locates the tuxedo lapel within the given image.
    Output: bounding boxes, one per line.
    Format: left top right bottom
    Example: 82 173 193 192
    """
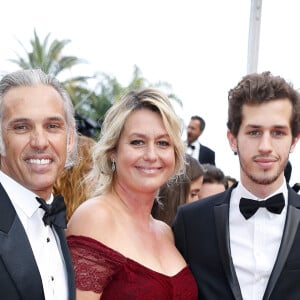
214 189 243 300
54 225 75 300
263 189 300 300
198 143 206 163
0 184 44 300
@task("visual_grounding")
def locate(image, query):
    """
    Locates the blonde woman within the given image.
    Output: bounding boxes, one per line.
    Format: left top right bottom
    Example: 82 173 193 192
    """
67 88 198 299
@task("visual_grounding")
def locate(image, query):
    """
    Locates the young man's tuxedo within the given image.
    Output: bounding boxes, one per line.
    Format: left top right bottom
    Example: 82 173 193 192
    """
173 184 300 300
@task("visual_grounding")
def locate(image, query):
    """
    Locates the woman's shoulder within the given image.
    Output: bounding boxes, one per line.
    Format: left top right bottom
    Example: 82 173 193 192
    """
70 195 113 221
66 195 116 240
67 234 126 263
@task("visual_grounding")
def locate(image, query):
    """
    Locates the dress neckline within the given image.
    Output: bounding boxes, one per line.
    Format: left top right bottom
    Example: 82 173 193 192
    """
67 234 189 279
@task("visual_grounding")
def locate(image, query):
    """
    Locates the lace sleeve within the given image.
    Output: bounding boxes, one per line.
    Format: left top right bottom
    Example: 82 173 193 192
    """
67 235 126 293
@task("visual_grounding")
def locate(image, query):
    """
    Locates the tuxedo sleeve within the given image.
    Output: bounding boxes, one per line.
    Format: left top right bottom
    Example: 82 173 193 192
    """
172 206 189 262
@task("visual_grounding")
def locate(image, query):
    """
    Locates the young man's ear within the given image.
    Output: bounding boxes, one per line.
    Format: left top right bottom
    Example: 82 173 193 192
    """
290 134 300 153
227 130 238 154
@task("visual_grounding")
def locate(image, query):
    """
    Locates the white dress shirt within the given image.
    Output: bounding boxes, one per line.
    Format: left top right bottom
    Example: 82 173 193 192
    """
0 171 68 300
186 140 200 160
229 181 288 300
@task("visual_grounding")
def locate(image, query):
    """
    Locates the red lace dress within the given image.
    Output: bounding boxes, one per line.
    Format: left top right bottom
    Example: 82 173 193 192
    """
67 235 198 300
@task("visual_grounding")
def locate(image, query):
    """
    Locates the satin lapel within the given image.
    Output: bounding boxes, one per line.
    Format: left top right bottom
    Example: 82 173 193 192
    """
214 189 243 300
263 189 300 300
54 226 76 300
0 184 44 300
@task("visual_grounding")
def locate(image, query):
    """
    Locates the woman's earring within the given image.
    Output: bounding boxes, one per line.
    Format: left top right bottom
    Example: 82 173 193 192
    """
111 159 116 172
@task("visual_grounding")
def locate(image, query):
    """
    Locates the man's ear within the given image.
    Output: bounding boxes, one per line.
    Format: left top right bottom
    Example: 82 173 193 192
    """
227 130 237 153
67 128 76 153
290 134 300 153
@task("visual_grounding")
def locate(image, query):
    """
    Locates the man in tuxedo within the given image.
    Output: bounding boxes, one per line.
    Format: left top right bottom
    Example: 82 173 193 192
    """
0 69 77 299
173 72 300 300
186 115 215 165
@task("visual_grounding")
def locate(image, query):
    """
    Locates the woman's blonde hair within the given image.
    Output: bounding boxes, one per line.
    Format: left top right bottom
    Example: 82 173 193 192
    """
85 87 185 197
53 134 96 221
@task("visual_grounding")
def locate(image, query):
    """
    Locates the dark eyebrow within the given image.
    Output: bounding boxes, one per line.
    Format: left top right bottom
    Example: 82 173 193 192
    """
245 124 289 130
273 125 289 129
244 124 260 129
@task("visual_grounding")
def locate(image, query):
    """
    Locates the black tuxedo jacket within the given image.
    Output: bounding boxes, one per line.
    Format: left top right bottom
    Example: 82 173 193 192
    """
173 184 300 300
0 184 75 300
198 144 215 165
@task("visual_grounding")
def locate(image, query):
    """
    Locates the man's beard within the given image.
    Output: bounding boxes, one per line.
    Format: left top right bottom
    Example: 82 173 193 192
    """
241 167 280 185
237 148 288 185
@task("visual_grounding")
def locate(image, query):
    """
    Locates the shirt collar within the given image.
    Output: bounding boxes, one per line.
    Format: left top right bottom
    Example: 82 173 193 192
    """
186 139 199 146
236 180 288 204
0 171 53 218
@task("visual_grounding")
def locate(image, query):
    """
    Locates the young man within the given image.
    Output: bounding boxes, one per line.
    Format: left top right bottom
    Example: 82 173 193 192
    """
173 72 300 300
0 69 77 300
186 115 216 165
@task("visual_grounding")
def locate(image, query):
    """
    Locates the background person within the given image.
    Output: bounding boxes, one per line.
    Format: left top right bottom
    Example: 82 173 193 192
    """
292 182 300 193
197 163 227 199
186 115 216 165
0 69 77 300
173 71 300 300
225 175 238 189
67 88 198 299
186 155 205 203
152 154 204 224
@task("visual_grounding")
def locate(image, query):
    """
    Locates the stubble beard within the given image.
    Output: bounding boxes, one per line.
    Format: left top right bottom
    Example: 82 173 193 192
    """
241 164 280 185
237 149 288 186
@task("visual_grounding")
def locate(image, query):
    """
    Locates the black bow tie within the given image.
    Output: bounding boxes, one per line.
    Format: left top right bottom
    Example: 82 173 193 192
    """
239 193 285 220
36 195 67 228
188 143 195 150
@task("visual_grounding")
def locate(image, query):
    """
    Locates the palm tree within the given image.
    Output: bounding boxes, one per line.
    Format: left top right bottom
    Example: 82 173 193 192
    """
127 65 182 107
9 31 182 138
71 64 182 138
9 29 98 135
9 29 86 79
91 64 182 112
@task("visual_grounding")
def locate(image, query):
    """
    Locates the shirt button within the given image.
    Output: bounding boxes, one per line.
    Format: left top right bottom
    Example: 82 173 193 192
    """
47 237 50 243
51 276 54 281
